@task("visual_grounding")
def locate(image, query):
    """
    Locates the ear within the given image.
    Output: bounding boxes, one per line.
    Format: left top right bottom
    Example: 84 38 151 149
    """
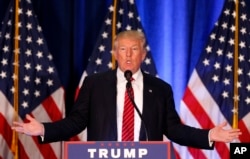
141 49 147 61
112 50 118 60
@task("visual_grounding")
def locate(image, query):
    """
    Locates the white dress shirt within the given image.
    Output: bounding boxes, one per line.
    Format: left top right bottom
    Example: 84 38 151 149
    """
116 68 143 141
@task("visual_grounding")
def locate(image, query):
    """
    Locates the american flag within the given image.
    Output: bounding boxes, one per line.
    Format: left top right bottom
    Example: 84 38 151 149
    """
174 0 250 159
73 0 158 141
0 0 65 159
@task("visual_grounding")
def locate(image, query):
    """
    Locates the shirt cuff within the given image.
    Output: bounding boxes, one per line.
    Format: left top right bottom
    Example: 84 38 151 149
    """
40 123 45 142
40 135 44 142
208 129 214 147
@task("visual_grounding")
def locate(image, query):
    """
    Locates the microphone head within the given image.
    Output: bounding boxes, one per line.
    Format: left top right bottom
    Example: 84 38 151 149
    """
124 70 132 81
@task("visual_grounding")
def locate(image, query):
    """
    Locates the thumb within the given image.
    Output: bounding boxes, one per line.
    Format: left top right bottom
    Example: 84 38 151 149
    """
218 121 227 128
25 114 34 122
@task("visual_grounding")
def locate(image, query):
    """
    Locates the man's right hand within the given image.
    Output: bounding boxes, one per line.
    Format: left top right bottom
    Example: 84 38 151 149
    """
12 114 44 136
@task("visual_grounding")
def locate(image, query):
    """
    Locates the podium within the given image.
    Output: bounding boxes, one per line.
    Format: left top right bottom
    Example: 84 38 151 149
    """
64 141 171 159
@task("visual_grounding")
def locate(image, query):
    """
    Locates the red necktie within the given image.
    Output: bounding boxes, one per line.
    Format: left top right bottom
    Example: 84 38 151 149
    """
122 80 134 141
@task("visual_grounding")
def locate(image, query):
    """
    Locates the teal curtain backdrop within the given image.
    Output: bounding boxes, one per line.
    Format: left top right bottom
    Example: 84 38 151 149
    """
1 0 249 113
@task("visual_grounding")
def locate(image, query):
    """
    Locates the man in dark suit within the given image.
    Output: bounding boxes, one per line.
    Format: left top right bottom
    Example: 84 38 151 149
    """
12 30 241 149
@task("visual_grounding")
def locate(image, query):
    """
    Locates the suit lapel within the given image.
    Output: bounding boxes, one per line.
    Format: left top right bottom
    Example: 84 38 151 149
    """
139 73 155 140
142 73 155 118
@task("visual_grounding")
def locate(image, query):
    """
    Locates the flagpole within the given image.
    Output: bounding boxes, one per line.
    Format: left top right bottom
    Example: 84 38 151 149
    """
11 0 20 158
111 0 117 69
232 0 239 129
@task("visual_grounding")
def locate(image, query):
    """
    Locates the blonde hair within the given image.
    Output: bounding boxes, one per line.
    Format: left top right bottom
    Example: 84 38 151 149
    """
113 30 146 51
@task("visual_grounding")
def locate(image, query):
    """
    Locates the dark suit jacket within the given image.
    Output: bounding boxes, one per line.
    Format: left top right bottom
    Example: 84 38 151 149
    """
42 69 213 149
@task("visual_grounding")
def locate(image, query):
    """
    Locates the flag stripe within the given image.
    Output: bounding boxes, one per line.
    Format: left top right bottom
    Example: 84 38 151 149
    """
0 135 12 159
239 114 250 142
187 71 230 128
188 147 207 159
17 140 29 159
42 90 64 121
183 87 214 128
31 136 58 159
0 113 12 148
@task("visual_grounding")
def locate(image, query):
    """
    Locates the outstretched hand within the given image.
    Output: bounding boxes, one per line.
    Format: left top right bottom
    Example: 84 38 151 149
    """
209 122 242 143
12 114 44 136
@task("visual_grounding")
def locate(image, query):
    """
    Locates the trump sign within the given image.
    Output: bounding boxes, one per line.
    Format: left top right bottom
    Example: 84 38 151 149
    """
64 141 171 159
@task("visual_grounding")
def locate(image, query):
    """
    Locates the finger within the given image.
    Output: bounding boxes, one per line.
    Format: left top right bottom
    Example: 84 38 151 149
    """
228 133 241 141
231 128 241 131
12 121 23 127
225 135 235 142
12 127 25 133
229 129 242 135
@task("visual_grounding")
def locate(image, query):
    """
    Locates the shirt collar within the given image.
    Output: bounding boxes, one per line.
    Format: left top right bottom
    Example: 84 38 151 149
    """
117 68 143 83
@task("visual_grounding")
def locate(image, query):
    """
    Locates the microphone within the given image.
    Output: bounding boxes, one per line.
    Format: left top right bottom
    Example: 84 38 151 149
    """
124 70 133 81
124 70 149 141
124 70 132 88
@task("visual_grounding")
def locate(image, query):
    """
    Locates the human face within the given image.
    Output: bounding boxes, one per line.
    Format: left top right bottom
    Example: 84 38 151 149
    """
113 37 146 74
